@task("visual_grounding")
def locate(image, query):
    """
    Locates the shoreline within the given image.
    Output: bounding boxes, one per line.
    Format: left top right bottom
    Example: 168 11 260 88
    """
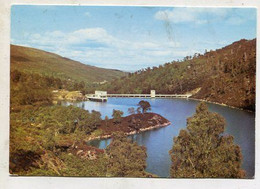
55 91 254 113
188 97 254 113
85 121 171 142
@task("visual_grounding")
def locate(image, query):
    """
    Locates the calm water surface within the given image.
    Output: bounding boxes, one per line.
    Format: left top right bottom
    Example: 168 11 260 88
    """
62 98 255 178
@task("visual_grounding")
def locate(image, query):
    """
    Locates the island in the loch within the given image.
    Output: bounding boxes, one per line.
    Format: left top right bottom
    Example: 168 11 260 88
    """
87 112 171 141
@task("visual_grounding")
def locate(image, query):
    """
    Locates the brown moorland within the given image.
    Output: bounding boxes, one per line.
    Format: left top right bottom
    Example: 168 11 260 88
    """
87 113 171 141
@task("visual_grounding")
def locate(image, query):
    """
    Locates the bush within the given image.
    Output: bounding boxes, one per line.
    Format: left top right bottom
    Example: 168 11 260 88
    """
106 132 147 177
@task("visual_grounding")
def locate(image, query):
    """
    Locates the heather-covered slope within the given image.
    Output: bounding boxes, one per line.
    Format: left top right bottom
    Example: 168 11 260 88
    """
11 44 126 83
99 39 256 111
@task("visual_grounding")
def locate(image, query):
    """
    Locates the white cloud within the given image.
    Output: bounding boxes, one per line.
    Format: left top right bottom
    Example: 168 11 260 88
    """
154 8 255 27
24 28 115 48
12 27 189 70
155 8 230 24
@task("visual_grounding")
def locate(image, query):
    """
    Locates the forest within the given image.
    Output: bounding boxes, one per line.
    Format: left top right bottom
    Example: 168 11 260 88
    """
10 101 157 177
10 69 92 111
97 39 256 111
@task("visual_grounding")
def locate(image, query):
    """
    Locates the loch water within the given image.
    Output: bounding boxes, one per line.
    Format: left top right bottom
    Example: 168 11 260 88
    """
62 98 255 178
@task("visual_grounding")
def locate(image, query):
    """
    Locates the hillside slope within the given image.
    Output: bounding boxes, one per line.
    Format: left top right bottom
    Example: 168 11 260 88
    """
11 45 126 83
99 39 256 111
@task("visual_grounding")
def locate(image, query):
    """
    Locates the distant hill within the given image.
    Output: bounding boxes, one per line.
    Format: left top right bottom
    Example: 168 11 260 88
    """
11 45 126 83
99 39 256 111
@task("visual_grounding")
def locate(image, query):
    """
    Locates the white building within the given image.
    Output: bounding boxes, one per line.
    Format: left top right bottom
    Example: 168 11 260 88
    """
150 90 156 98
87 91 107 102
95 91 107 97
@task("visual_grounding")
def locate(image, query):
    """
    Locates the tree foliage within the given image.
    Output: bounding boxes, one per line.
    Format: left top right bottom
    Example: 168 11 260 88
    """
169 102 245 178
137 100 151 113
10 70 53 108
9 105 103 174
57 152 108 177
105 116 109 127
106 132 147 177
112 109 124 124
10 69 97 110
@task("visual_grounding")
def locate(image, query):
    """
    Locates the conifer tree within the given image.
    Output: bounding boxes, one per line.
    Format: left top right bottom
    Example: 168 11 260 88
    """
106 132 147 177
137 100 151 113
169 102 245 178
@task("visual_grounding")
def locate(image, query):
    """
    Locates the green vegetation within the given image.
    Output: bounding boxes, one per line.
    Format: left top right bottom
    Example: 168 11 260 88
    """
52 90 86 101
11 44 126 84
10 69 90 110
10 44 121 176
169 102 245 178
10 69 161 177
57 152 108 177
106 132 148 177
10 105 152 177
10 105 103 174
10 105 99 151
137 100 151 113
10 70 54 109
112 109 124 124
98 39 256 111
19 150 108 177
11 44 127 99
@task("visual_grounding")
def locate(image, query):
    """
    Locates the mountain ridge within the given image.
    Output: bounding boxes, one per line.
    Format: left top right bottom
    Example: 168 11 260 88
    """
11 44 126 83
98 38 256 111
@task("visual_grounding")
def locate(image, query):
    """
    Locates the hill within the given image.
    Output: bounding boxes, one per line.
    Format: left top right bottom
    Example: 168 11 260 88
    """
10 44 126 109
98 39 256 111
11 44 126 83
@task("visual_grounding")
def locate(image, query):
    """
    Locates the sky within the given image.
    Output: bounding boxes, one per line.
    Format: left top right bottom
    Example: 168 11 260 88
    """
11 6 256 71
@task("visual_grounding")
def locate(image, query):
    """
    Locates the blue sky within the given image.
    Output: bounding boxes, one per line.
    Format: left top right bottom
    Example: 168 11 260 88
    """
11 6 256 71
